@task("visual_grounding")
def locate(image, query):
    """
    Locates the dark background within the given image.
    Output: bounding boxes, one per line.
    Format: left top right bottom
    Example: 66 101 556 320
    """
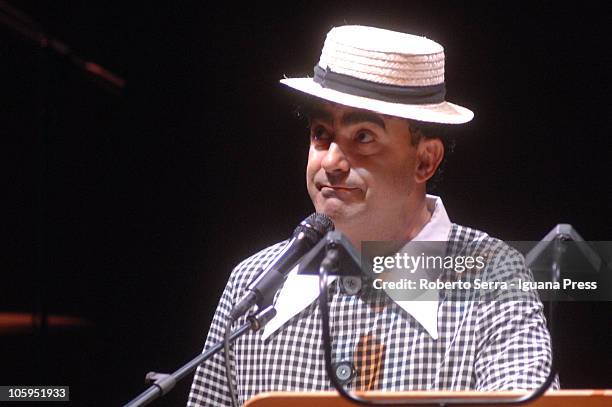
2 1 610 406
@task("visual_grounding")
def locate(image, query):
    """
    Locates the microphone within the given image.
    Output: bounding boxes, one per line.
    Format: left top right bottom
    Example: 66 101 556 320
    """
229 213 334 320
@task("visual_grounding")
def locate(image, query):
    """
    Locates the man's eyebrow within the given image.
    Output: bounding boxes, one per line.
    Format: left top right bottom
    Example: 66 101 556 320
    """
341 111 386 130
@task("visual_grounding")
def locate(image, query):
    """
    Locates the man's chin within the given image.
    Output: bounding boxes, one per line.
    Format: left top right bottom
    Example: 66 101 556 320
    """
313 198 361 224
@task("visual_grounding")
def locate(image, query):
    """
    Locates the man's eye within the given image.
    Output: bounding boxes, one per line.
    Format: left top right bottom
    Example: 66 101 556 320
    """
356 131 374 143
311 126 331 141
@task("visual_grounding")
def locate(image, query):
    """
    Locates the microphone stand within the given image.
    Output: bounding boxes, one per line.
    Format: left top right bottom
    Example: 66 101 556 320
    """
0 0 125 93
122 306 276 407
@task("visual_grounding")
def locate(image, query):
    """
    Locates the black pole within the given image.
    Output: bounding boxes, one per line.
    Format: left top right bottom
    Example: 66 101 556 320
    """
123 306 276 407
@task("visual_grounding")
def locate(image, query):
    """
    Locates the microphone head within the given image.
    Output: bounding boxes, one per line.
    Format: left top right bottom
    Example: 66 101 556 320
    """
294 213 335 244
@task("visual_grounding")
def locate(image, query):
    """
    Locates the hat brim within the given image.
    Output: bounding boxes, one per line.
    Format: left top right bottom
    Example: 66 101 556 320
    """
281 77 474 124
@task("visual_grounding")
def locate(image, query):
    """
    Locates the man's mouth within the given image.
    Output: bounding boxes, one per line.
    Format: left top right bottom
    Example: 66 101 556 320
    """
316 183 360 195
323 186 356 191
317 182 357 190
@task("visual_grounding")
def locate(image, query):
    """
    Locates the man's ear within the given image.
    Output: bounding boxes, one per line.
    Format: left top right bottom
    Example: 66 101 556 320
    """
415 138 444 184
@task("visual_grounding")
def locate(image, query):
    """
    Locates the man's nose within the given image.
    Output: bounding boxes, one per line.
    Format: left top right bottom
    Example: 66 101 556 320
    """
321 142 350 173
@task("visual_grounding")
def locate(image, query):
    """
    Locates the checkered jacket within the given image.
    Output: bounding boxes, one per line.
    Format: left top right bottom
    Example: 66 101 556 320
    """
188 224 557 406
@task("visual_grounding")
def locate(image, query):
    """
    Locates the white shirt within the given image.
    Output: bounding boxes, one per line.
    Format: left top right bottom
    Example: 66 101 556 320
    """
262 194 451 340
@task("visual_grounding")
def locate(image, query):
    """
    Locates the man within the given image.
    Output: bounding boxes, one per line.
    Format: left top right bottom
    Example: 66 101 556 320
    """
188 25 554 406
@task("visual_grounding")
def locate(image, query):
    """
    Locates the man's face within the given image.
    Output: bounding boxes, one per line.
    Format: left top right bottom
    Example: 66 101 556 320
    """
306 102 424 240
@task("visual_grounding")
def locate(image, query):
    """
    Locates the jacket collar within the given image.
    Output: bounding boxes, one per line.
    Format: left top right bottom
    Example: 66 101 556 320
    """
261 195 452 341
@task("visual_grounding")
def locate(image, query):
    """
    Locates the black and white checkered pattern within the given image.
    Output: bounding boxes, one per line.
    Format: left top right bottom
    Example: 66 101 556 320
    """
187 225 557 406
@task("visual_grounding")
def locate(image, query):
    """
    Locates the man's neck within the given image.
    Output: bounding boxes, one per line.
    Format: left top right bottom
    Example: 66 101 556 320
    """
403 196 433 241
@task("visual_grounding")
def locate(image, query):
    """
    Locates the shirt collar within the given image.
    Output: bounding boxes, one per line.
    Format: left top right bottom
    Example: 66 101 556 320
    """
261 194 452 341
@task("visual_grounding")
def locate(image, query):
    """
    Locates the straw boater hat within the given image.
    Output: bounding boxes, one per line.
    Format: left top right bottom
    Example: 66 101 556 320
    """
281 25 473 124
